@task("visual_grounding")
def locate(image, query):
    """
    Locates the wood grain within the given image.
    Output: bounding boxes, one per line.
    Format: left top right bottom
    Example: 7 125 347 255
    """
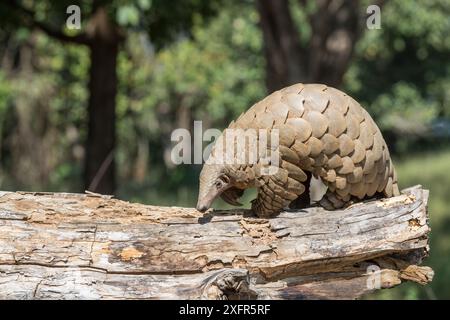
0 186 432 299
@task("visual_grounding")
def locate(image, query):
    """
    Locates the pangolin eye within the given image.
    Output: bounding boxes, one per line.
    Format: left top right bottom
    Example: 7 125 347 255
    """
219 175 230 183
215 181 223 189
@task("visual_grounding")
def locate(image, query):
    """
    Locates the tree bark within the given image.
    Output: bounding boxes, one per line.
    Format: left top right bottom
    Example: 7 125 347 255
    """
0 186 433 299
84 7 121 194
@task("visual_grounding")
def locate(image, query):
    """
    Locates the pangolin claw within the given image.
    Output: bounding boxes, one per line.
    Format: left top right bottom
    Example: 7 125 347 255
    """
220 188 244 206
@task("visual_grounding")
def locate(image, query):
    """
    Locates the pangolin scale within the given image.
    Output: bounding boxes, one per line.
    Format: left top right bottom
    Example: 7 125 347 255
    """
196 83 400 217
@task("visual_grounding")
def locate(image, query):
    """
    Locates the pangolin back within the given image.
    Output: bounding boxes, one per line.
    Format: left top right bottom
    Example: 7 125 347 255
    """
226 83 399 212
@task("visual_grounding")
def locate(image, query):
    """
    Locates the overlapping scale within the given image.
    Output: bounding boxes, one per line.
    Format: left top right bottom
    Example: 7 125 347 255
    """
227 83 399 216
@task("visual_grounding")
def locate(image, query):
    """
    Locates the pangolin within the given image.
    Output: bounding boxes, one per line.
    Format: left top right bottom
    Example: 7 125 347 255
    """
196 83 399 217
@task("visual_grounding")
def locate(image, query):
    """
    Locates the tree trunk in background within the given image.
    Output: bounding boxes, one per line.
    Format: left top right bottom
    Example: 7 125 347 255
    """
256 0 362 92
256 0 306 93
306 0 361 87
84 8 120 194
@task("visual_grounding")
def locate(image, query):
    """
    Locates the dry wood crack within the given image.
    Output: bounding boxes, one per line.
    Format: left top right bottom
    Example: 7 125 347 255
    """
0 185 433 299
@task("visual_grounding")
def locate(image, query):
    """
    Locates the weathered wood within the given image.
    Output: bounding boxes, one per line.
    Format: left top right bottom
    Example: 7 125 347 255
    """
0 186 432 299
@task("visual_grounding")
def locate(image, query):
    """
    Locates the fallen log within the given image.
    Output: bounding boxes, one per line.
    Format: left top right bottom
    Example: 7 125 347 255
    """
0 185 433 299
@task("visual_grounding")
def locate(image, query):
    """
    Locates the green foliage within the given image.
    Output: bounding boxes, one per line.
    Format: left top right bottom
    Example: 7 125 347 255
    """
369 82 438 133
0 71 10 114
0 24 88 190
116 5 140 27
115 3 264 197
140 0 222 49
150 5 264 123
345 0 450 137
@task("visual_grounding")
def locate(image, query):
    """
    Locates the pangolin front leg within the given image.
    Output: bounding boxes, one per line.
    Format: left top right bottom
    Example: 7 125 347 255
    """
251 162 307 217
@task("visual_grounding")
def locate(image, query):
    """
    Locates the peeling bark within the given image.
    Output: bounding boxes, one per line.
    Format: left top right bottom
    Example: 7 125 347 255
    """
0 186 432 299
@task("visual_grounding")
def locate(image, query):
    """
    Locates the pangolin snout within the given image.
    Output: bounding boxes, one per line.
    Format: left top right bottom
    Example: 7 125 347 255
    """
196 203 208 212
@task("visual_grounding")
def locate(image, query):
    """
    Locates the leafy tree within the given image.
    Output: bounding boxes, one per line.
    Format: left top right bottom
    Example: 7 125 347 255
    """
0 0 219 194
115 2 264 202
344 0 450 152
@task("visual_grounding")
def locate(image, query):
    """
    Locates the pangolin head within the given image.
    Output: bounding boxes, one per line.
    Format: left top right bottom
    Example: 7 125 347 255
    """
196 163 245 212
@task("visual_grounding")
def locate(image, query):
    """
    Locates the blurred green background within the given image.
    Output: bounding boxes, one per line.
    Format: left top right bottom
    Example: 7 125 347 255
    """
0 0 449 299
